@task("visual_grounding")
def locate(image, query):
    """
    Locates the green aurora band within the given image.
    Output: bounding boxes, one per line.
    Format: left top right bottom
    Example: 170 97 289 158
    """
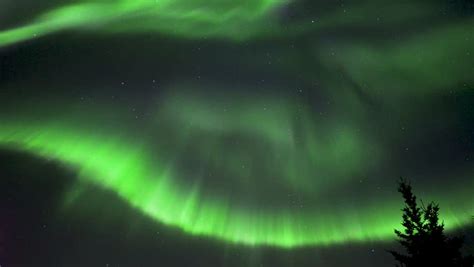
0 0 285 46
0 0 465 47
0 0 473 249
0 90 472 248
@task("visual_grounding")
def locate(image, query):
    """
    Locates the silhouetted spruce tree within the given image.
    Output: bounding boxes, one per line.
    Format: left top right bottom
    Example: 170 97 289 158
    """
390 179 473 267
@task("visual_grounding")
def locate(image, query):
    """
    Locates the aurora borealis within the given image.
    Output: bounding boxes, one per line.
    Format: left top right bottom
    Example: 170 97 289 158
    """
0 0 284 46
1 0 473 266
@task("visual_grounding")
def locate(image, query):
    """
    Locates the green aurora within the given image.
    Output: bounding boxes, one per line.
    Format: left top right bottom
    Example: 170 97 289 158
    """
0 0 473 250
0 0 285 46
0 88 473 247
0 0 469 46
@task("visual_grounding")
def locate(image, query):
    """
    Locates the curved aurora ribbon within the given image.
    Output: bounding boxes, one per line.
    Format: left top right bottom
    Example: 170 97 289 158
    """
0 0 473 247
0 0 286 47
0 119 472 248
0 0 457 47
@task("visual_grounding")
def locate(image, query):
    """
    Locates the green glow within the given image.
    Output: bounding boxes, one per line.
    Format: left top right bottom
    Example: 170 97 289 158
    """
0 92 472 247
0 0 285 47
0 0 456 47
0 0 472 249
155 89 380 193
317 20 474 96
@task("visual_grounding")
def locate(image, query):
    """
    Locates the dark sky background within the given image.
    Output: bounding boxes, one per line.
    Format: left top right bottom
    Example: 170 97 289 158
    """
0 0 473 266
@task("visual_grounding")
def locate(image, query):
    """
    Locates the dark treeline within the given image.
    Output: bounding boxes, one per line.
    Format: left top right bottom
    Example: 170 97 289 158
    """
389 179 473 267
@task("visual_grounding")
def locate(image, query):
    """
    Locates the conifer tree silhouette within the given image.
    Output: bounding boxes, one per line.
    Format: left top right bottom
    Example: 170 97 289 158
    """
390 179 473 267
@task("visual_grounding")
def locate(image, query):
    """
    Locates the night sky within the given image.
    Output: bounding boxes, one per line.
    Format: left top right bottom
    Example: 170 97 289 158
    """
0 0 473 266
